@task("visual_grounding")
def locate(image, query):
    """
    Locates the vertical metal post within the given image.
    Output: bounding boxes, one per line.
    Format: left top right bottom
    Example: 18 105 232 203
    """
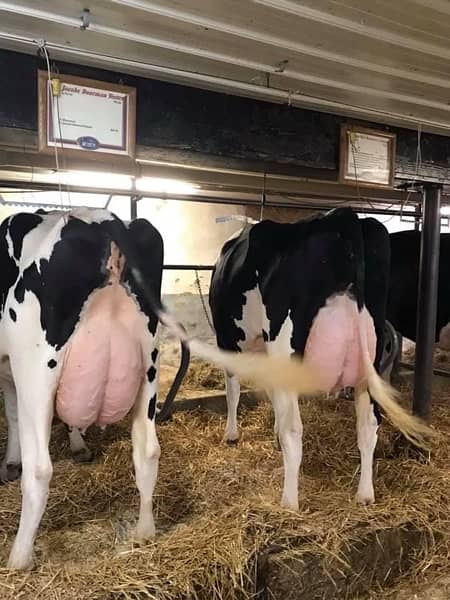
130 194 138 220
414 203 421 231
412 184 442 419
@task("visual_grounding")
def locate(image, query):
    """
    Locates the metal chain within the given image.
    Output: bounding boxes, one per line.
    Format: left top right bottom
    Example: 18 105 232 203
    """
195 269 215 333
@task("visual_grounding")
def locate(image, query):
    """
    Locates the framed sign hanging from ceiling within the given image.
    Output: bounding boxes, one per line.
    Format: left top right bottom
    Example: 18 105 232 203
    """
37 70 136 161
339 124 396 188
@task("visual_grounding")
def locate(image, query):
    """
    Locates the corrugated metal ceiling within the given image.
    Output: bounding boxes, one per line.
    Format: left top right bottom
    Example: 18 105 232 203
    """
0 0 449 135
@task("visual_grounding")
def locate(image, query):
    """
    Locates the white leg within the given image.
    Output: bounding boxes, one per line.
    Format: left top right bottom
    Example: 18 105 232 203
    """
0 378 22 482
223 371 241 443
8 375 55 570
272 391 303 510
355 388 378 505
132 379 160 541
68 426 93 463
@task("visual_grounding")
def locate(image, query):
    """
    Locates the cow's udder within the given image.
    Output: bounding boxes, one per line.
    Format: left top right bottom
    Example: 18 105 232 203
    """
304 294 376 392
56 245 145 429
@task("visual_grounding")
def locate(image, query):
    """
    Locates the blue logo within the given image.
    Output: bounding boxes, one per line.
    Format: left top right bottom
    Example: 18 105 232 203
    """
77 136 99 150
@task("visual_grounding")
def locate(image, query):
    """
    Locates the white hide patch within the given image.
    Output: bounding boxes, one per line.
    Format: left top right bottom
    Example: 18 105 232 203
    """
1 289 59 369
234 286 265 352
5 224 18 265
69 208 115 224
265 311 294 357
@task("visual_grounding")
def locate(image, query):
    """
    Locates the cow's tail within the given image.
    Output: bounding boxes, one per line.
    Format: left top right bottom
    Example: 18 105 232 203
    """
104 215 325 400
359 312 436 449
189 339 323 397
102 215 191 418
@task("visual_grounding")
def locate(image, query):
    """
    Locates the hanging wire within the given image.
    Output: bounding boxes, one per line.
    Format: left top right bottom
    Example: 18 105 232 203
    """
40 42 71 211
259 171 267 221
194 269 214 333
41 44 63 206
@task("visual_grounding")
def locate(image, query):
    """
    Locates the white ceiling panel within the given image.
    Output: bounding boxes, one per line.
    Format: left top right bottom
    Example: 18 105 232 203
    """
0 0 449 135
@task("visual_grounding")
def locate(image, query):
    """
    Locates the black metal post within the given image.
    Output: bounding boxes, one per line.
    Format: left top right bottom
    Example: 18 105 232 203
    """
130 194 139 220
412 184 442 419
414 203 421 231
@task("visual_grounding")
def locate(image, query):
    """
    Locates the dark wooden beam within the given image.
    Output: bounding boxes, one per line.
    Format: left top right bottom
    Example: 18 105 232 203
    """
0 48 449 183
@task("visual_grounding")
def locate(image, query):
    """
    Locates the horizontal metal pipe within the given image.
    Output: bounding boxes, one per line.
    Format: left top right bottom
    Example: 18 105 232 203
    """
0 180 424 217
399 361 450 379
163 264 214 270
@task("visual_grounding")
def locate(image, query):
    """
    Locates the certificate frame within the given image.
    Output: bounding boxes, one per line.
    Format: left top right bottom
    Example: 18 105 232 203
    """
339 124 396 189
37 70 136 162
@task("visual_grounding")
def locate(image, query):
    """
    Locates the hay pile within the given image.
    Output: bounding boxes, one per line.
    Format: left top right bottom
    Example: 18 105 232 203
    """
181 360 224 391
0 384 449 599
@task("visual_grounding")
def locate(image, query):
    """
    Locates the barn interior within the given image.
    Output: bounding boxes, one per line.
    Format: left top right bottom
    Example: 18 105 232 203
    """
0 1 450 598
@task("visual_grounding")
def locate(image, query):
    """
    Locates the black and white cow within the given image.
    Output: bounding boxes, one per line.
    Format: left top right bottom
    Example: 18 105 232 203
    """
209 207 431 510
387 230 450 348
0 208 195 569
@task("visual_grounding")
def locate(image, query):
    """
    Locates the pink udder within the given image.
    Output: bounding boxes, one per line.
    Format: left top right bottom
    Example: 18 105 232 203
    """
304 294 376 393
56 243 145 429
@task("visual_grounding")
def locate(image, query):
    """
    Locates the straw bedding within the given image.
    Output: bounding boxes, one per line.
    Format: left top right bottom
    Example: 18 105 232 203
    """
0 367 448 599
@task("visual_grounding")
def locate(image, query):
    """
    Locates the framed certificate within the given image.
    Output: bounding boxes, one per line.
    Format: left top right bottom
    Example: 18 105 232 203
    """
38 70 136 160
339 124 396 188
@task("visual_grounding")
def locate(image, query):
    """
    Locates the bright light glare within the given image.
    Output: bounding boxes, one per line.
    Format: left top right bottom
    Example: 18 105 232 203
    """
59 170 133 190
136 177 199 195
441 206 450 216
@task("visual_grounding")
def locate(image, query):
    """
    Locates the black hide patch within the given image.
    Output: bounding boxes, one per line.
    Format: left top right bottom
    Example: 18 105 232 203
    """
151 347 158 363
147 365 157 383
8 308 16 322
148 394 157 420
47 359 57 369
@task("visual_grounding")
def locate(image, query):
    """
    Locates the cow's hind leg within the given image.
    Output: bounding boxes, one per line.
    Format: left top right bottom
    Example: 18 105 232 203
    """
272 391 303 510
68 426 93 463
131 371 160 541
223 371 241 443
7 369 55 570
0 379 22 482
355 387 378 505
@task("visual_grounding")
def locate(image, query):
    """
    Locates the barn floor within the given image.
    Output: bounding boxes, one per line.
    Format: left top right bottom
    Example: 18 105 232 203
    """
0 361 449 599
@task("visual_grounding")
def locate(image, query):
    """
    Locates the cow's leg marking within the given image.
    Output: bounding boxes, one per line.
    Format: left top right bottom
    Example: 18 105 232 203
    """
355 387 378 505
68 426 93 463
272 391 302 511
223 371 240 444
131 378 160 541
8 371 55 570
1 379 22 482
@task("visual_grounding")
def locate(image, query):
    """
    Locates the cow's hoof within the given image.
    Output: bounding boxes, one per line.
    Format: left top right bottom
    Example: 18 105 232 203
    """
355 491 375 505
224 437 239 446
72 448 93 463
0 462 22 483
223 430 239 445
134 521 156 543
280 495 299 511
7 550 34 571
